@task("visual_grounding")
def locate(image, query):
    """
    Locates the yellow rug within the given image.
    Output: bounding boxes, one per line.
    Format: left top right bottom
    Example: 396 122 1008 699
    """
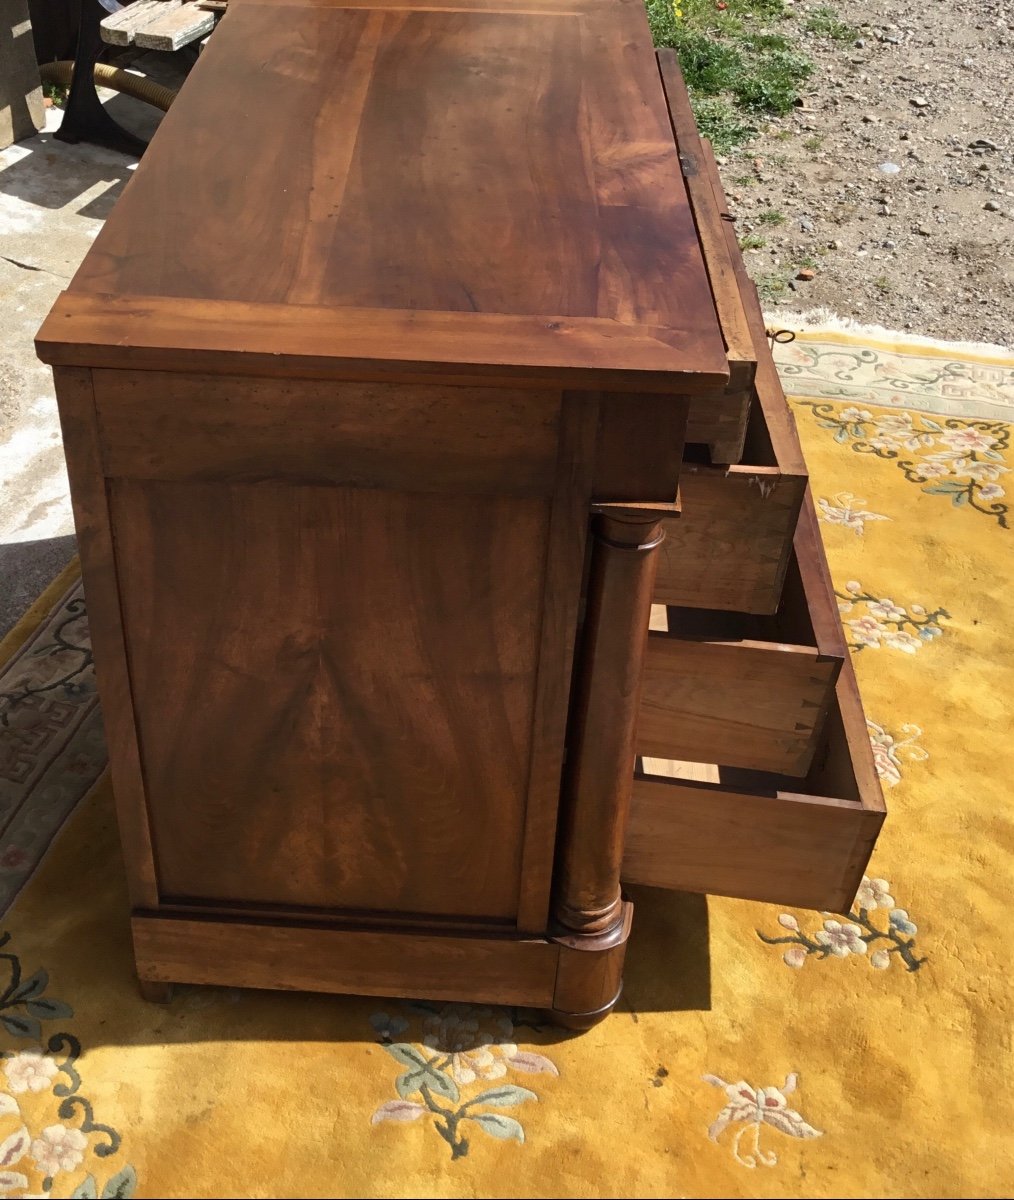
2 325 1012 1199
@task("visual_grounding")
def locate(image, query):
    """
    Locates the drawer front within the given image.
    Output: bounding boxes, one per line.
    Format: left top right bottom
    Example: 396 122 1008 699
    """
625 661 886 914
637 624 840 777
654 463 804 613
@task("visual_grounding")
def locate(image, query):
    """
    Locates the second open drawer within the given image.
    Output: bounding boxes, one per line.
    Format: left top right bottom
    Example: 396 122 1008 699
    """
637 498 845 778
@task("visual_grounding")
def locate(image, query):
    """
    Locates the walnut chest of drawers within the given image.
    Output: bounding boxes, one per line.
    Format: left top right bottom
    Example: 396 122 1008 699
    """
36 2 884 1027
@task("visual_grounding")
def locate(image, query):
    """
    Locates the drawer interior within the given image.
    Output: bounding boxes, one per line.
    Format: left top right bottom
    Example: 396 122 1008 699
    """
626 659 886 913
639 530 844 777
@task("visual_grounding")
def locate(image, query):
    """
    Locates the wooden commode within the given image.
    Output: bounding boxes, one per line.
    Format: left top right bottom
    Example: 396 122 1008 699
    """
36 4 885 1026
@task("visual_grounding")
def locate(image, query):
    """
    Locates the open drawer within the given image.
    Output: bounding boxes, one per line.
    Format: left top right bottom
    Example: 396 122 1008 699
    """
654 376 807 615
638 500 845 777
624 652 886 914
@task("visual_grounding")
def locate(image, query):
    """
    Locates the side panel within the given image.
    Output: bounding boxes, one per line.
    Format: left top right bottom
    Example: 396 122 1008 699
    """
85 372 595 931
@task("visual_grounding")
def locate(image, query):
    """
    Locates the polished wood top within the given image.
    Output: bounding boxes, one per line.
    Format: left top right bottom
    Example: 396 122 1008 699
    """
38 0 728 389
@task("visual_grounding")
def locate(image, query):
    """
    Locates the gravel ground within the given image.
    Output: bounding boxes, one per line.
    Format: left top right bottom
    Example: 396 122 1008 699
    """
720 0 1014 347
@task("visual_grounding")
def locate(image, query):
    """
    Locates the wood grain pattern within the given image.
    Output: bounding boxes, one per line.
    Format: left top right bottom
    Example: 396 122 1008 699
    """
515 395 598 932
51 368 159 910
133 915 560 1005
37 292 727 391
51 0 729 390
92 370 561 495
657 49 755 392
110 479 549 922
593 393 688 503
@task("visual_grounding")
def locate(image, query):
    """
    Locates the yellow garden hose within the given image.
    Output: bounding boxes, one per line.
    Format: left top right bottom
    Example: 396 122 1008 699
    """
40 60 178 113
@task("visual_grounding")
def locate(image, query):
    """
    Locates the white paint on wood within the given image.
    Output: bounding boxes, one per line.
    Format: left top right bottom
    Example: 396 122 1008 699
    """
100 0 183 46
134 4 214 51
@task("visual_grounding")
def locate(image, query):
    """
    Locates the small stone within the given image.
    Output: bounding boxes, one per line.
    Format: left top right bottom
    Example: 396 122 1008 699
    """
855 38 866 48
962 57 975 68
883 239 897 250
984 199 1001 211
879 162 901 174
829 238 843 249
911 96 929 108
913 224 932 236
796 268 816 281
880 205 892 216
799 216 814 232
969 137 999 151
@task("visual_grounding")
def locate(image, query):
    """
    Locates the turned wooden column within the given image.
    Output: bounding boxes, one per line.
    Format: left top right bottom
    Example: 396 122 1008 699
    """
554 508 665 938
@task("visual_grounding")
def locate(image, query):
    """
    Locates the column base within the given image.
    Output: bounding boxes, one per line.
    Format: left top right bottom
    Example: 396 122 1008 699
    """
546 983 623 1030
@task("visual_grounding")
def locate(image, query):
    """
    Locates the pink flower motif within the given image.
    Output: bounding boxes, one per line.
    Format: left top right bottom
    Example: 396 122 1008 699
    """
867 598 906 623
814 919 868 957
855 876 895 911
4 1050 58 1094
938 427 997 453
978 482 1006 500
954 458 1004 483
847 615 884 647
882 629 921 654
29 1125 87 1176
783 947 807 969
703 1073 822 1167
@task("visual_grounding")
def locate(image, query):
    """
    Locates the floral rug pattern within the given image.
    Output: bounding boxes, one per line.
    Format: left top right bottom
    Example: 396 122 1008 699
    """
0 325 1012 1197
370 1005 559 1159
0 934 136 1199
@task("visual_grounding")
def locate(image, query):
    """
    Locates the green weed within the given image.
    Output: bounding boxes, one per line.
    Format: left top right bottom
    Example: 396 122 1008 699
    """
805 6 859 41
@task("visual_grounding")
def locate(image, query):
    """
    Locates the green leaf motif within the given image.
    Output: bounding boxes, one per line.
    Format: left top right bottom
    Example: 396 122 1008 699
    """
395 1071 421 1100
422 1065 459 1104
71 1177 99 1199
26 997 74 1020
387 1044 459 1103
383 1043 430 1071
10 970 48 1003
924 482 966 495
0 1013 41 1040
922 418 943 432
101 1164 138 1198
469 1085 537 1109
469 1112 525 1143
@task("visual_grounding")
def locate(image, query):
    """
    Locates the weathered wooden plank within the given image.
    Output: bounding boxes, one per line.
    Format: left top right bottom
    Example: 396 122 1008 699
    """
100 0 182 47
134 2 215 50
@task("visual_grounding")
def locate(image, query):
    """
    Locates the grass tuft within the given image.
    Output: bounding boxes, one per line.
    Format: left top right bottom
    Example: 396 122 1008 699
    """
646 0 814 151
804 5 859 41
